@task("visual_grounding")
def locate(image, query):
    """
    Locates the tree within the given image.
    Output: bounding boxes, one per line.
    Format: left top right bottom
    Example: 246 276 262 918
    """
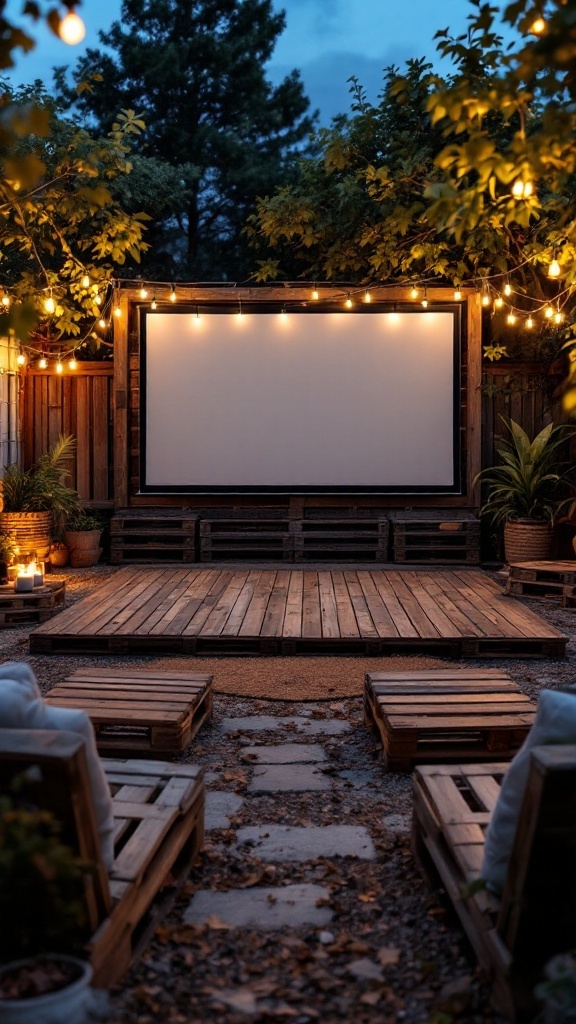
0 84 149 355
55 0 317 281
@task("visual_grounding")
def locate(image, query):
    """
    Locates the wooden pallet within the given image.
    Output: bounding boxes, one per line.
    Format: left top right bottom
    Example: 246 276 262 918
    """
110 509 198 564
506 561 576 606
365 669 535 771
199 518 292 561
45 669 213 757
390 510 480 564
412 747 576 1020
290 518 389 562
0 579 65 626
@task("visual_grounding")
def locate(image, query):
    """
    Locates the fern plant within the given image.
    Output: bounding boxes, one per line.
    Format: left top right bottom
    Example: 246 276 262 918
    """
1 435 83 537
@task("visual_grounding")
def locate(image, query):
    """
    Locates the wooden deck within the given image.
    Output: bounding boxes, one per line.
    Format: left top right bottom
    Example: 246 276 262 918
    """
29 566 568 657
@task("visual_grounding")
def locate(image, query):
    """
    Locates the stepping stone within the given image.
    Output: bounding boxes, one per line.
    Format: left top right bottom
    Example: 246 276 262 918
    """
219 716 351 736
184 883 333 929
294 719 351 736
249 763 329 793
205 791 244 830
235 824 376 861
243 743 326 764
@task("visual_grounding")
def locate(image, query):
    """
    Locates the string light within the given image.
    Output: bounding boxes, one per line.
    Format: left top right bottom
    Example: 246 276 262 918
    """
68 356 77 370
554 308 564 325
16 353 25 366
507 312 517 325
453 288 462 301
58 9 86 44
55 358 63 374
529 15 546 34
544 305 554 319
526 316 534 328
98 317 106 329
195 305 201 323
38 357 47 370
364 290 372 303
237 300 244 320
481 290 491 307
421 289 428 308
410 287 419 299
504 281 512 297
280 305 288 320
548 256 561 278
311 285 319 301
494 296 504 309
44 293 55 314
1 290 10 308
81 274 90 289
170 284 177 303
113 304 121 318
345 294 353 308
151 295 157 310
94 293 102 306
139 287 148 300
512 179 533 199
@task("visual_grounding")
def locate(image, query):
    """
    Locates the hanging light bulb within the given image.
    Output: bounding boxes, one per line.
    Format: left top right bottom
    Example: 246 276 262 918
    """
548 256 561 278
481 291 491 307
98 317 106 329
1 290 10 308
114 304 121 318
544 305 554 319
58 8 86 45
512 179 534 199
94 293 102 306
16 353 26 366
38 357 48 369
453 288 462 301
507 312 517 325
364 290 371 303
554 309 564 325
170 284 177 303
421 289 428 308
81 274 90 289
345 294 353 309
151 295 157 310
529 15 546 34
280 305 288 320
139 286 148 300
410 287 419 299
55 359 63 374
194 305 202 323
68 356 77 370
494 296 504 309
504 281 512 297
526 316 534 329
311 285 319 301
237 300 244 320
44 294 55 314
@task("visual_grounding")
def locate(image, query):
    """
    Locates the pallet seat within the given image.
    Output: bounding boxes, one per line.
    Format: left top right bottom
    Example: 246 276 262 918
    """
0 728 205 986
412 745 576 1020
365 669 536 771
45 669 213 757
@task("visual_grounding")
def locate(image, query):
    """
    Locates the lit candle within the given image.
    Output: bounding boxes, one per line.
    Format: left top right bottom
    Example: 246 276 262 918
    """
14 575 34 592
33 572 44 587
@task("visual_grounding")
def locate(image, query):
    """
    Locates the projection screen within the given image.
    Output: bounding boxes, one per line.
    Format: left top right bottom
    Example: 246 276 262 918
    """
140 307 461 494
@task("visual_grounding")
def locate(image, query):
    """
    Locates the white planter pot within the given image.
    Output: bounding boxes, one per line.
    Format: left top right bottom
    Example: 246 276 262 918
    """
0 956 92 1024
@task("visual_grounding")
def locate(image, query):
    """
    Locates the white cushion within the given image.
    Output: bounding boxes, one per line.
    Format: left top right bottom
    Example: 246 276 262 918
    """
482 688 576 893
0 661 115 870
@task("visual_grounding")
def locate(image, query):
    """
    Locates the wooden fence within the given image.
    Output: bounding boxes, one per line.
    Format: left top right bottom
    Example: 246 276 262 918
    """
22 363 114 506
20 359 562 510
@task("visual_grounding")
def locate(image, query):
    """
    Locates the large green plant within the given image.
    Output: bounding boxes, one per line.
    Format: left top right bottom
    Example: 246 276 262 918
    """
475 417 575 527
1 435 82 536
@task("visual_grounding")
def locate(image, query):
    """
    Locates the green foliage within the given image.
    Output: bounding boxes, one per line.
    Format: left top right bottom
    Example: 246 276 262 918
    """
1 435 82 537
0 530 17 563
65 510 103 532
0 780 89 961
535 951 576 1014
54 0 317 281
474 416 576 526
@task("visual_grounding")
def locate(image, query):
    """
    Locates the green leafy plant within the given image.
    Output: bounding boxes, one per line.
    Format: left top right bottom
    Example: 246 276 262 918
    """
474 416 576 528
1 435 83 537
0 530 17 564
65 511 103 533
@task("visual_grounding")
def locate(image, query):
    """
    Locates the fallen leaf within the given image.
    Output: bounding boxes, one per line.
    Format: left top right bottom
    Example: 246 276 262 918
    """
204 915 233 930
377 946 401 967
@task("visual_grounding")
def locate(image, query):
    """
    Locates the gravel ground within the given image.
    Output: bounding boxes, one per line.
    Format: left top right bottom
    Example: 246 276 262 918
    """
4 564 576 1024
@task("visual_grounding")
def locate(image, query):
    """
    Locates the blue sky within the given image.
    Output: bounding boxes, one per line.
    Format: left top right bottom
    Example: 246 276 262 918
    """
6 0 512 123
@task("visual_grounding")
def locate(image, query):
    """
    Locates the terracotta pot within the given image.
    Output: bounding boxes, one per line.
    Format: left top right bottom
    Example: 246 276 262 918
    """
63 530 102 568
49 543 69 568
504 519 552 565
0 512 52 561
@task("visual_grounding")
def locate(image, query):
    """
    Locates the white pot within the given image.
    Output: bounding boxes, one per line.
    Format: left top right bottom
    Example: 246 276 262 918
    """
0 956 92 1024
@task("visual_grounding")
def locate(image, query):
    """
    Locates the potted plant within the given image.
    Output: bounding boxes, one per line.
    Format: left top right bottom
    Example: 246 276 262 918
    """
0 436 82 561
63 511 103 569
474 416 576 564
0 783 93 1023
0 531 17 585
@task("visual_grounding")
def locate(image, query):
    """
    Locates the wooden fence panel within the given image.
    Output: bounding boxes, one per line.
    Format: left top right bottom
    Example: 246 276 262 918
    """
22 364 114 505
481 361 564 470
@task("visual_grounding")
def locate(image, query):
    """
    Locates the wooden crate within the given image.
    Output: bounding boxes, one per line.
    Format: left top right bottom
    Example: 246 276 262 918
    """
199 517 292 561
365 668 535 771
290 517 389 562
506 561 576 605
110 508 198 564
45 669 213 757
0 579 65 626
390 510 480 564
412 747 576 1020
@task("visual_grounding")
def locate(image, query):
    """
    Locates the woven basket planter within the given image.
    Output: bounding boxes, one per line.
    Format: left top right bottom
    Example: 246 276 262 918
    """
0 511 52 560
504 519 552 565
64 529 102 568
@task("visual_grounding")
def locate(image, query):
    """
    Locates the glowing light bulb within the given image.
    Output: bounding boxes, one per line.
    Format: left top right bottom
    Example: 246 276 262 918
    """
44 295 55 314
494 296 504 309
311 288 319 301
507 313 517 325
151 296 157 310
529 16 546 34
548 258 561 278
194 307 202 324
280 307 287 320
526 316 534 329
94 293 102 306
481 292 491 307
139 287 148 299
56 360 63 374
410 287 419 299
421 291 428 308
454 289 462 301
58 10 86 45
98 317 106 329
554 311 563 324
1 292 10 308
544 305 554 319
512 179 533 199
364 290 371 303
114 305 121 318
170 285 177 303
16 353 25 366
345 295 353 309
38 357 48 369
68 358 77 370
504 282 512 297
81 274 90 289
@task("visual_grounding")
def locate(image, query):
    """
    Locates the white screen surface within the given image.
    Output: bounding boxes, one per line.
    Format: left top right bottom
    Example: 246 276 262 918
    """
143 310 457 491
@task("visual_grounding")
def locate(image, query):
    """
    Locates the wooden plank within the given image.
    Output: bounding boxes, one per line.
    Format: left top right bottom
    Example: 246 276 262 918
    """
381 571 440 639
131 570 203 633
301 571 322 638
331 570 360 638
238 570 277 636
76 375 91 500
318 570 340 639
355 570 400 638
142 569 218 634
220 571 261 634
261 569 290 637
199 570 252 636
283 571 304 638
343 571 379 638
92 375 110 500
182 571 234 635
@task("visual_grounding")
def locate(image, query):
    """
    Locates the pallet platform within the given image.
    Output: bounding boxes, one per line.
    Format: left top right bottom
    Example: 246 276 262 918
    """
389 510 480 564
29 566 568 657
199 518 291 561
110 509 198 564
290 518 389 562
506 560 576 606
365 668 535 771
45 669 213 757
0 579 65 626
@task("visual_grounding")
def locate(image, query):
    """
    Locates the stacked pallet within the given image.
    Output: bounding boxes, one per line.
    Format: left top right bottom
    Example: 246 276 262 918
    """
506 560 576 606
389 510 480 564
0 580 65 626
110 508 198 564
290 514 389 562
199 507 291 561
